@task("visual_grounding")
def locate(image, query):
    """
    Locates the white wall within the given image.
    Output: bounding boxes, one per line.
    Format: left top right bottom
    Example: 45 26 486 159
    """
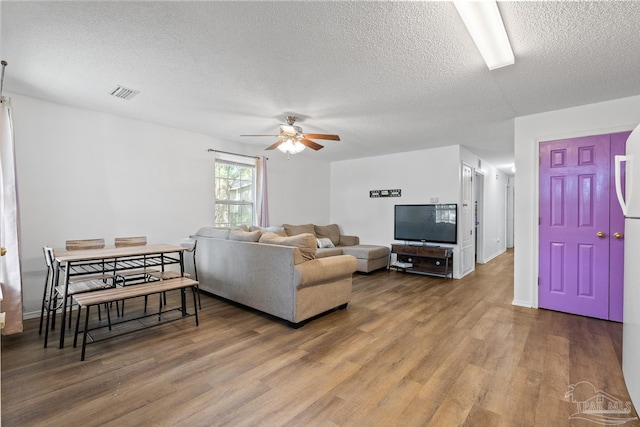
330 144 460 241
11 94 331 315
330 144 507 279
513 94 640 308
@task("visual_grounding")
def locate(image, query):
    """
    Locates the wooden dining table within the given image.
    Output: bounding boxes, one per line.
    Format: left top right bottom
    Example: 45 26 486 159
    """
48 244 188 349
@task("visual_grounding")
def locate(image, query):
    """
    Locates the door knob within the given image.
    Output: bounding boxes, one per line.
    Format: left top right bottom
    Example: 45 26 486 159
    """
0 247 6 256
614 232 624 239
597 232 606 238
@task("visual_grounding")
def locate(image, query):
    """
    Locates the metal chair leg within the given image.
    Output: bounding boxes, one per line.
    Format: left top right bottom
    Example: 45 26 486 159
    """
38 268 51 335
81 306 91 361
73 305 82 348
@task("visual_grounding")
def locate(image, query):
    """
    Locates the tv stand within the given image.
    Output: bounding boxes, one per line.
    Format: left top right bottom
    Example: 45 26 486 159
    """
409 242 440 248
390 244 453 278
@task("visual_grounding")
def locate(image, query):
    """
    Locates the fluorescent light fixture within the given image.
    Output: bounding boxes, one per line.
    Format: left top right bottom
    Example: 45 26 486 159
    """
454 0 514 70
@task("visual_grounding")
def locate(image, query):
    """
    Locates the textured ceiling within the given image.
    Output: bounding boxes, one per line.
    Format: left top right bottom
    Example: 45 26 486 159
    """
2 1 640 173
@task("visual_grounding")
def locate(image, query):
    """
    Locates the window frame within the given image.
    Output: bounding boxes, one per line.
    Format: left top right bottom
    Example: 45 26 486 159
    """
214 158 256 228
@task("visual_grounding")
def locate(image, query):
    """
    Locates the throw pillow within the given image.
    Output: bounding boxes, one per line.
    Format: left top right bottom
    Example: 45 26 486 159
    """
314 224 341 246
229 229 262 242
316 237 335 248
259 231 317 262
283 223 316 237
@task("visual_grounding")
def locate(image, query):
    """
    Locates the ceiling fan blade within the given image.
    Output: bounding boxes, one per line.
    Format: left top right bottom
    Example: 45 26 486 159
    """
265 140 284 150
299 138 324 150
303 133 340 141
240 134 279 137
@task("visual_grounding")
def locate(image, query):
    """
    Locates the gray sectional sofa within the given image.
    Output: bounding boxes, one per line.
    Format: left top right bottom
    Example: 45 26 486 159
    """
190 224 389 326
191 227 358 326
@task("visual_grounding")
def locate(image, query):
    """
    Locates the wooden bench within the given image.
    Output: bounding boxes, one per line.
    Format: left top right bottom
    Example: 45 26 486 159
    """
72 277 199 361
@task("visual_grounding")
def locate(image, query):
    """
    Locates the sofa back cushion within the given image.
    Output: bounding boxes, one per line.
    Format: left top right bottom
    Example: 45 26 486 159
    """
259 232 317 264
283 223 316 237
195 227 230 239
314 224 341 246
229 229 262 242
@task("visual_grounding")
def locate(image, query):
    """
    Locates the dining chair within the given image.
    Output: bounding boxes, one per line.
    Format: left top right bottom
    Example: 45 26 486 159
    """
39 246 57 335
64 238 116 317
114 236 159 314
63 238 109 278
147 238 201 309
113 236 159 284
40 246 115 347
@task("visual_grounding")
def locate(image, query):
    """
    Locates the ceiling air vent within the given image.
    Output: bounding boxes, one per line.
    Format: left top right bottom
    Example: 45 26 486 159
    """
109 85 140 100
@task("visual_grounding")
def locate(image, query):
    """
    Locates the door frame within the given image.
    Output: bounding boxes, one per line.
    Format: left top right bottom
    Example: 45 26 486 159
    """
475 171 485 263
461 162 475 276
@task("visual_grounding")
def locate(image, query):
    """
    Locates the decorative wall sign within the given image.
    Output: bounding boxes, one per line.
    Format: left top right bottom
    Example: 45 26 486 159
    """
370 189 401 198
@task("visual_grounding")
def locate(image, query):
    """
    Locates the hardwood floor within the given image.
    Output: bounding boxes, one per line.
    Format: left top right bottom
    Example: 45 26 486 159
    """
2 249 639 426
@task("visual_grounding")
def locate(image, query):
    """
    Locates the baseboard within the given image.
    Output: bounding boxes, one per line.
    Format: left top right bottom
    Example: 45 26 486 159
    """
512 299 534 308
478 248 506 264
23 310 41 320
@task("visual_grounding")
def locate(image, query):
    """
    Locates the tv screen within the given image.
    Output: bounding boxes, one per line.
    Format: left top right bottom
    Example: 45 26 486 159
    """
394 204 457 244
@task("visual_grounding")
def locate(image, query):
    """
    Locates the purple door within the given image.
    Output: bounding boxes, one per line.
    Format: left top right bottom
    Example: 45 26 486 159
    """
539 135 611 319
609 131 630 321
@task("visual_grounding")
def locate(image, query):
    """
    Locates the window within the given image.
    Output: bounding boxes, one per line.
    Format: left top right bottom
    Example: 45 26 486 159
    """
214 159 255 228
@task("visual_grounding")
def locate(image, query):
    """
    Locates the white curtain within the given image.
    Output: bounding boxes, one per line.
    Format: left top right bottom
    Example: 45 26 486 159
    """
255 155 269 227
0 95 23 335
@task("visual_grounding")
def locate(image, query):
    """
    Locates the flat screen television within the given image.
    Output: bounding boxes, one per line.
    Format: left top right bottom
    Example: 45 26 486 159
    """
394 204 457 244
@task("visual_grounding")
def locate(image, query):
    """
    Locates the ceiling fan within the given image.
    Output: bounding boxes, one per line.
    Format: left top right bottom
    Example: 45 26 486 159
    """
241 116 340 154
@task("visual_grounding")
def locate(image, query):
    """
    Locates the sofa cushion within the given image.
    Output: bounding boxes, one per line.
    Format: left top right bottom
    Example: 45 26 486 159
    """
314 224 341 246
229 229 262 242
195 227 230 239
250 225 287 237
316 237 335 248
295 255 358 289
338 235 359 246
283 223 316 237
259 232 317 262
316 247 344 258
341 245 390 260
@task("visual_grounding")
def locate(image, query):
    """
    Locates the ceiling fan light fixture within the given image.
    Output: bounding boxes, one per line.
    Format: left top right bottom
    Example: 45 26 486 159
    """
454 0 514 70
243 116 339 153
277 138 306 155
